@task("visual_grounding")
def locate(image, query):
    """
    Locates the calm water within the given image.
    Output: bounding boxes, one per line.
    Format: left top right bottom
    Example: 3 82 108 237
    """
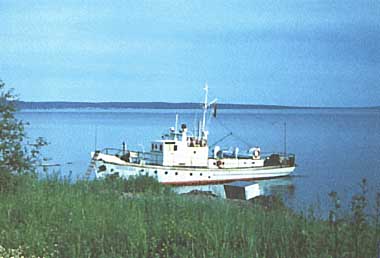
18 108 380 215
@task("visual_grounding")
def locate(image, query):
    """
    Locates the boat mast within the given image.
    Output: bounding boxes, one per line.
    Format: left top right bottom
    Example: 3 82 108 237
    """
202 83 208 134
198 119 202 139
199 83 217 141
284 121 287 157
174 113 179 140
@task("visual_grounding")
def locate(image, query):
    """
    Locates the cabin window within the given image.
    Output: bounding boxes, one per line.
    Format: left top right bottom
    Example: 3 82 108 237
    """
159 145 163 151
154 170 157 174
174 145 178 151
165 142 175 151
193 151 196 154
151 144 154 150
200 173 203 176
165 171 168 175
175 172 178 175
190 173 193 176
252 162 255 164
208 176 211 179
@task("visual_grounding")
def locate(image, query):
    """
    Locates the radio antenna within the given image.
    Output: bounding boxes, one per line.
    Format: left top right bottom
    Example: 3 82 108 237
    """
94 125 98 151
284 122 287 157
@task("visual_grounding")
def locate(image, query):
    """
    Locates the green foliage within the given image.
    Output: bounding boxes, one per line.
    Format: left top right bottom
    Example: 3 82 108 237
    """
0 80 378 257
0 167 16 193
124 174 172 194
0 167 33 193
0 175 378 258
0 80 47 192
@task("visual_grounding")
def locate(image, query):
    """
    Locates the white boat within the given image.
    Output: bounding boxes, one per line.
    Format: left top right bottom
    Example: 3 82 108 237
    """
91 84 296 185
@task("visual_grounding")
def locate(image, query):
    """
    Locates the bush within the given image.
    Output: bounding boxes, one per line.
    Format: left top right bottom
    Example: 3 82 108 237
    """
0 168 16 193
0 80 47 191
124 175 171 194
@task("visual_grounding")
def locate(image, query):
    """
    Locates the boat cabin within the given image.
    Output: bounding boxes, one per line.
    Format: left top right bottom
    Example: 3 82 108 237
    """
147 124 209 167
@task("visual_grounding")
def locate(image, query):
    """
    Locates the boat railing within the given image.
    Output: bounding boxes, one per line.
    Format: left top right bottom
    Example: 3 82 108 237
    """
100 148 123 156
261 152 295 158
214 151 295 158
99 148 152 163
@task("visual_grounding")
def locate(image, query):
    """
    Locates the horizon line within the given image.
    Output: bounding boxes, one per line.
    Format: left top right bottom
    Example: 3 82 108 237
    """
16 101 380 110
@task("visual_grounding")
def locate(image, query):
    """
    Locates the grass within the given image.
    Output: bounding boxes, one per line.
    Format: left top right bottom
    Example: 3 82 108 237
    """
0 174 378 258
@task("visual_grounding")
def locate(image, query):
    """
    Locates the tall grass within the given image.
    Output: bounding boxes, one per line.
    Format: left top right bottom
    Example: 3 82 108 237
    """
0 175 378 258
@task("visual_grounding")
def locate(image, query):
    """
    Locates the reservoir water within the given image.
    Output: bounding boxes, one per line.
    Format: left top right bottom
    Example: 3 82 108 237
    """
18 108 380 215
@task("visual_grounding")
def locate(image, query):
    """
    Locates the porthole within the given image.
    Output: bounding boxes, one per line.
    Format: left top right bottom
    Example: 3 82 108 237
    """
252 162 255 164
200 173 203 176
154 170 157 174
193 151 196 154
175 172 178 176
110 168 114 172
208 176 211 179
165 171 168 175
190 173 193 176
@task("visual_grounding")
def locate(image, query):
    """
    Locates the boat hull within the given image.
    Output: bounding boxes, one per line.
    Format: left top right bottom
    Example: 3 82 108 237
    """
94 159 295 186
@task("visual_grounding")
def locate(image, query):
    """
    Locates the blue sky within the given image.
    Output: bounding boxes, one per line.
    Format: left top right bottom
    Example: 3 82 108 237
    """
0 0 379 106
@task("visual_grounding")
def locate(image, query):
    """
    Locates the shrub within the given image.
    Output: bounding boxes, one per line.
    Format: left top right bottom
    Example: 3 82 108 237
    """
124 175 171 194
0 80 47 191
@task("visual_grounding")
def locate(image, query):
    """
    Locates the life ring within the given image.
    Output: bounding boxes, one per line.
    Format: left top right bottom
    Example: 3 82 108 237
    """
216 160 223 168
254 149 260 159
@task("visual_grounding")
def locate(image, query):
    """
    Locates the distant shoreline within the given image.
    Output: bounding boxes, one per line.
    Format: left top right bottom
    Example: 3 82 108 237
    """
16 101 380 110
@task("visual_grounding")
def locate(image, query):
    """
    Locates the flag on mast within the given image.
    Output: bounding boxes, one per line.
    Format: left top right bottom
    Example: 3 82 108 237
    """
213 103 217 118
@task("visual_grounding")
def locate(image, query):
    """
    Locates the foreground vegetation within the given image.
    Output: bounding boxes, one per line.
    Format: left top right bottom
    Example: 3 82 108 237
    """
0 81 379 257
0 175 378 258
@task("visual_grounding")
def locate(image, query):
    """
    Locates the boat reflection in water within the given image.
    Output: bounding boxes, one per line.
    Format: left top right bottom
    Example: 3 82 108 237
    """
175 177 295 199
